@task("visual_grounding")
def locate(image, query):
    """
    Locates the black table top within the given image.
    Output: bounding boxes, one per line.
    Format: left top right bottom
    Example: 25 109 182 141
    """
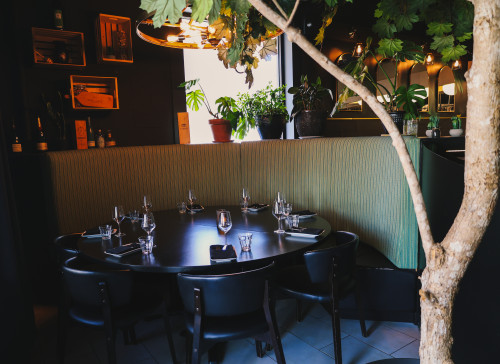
77 206 331 273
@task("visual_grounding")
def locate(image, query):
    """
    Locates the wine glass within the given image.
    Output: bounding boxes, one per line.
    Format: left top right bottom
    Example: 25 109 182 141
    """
240 187 251 211
142 212 156 238
188 189 198 213
283 203 293 225
113 205 126 237
218 210 232 244
143 195 152 213
277 191 286 204
272 200 285 233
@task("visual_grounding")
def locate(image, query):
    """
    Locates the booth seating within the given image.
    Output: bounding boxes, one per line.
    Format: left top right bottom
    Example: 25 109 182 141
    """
37 136 422 322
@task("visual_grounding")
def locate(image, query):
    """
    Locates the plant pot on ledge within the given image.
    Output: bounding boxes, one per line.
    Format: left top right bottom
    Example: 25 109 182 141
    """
388 111 405 134
209 119 233 143
295 110 326 138
255 115 285 139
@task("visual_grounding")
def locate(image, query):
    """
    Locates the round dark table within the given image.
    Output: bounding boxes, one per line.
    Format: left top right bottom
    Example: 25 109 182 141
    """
77 206 331 273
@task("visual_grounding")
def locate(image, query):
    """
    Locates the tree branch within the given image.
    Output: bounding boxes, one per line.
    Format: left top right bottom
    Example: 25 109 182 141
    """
248 0 435 253
285 0 301 29
271 0 288 19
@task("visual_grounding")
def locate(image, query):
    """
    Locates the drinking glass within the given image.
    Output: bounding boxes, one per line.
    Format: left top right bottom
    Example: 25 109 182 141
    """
177 202 187 214
99 224 112 240
139 236 153 255
272 200 285 233
129 210 140 224
142 212 156 238
113 205 126 237
277 191 286 204
238 232 253 252
188 189 197 213
240 188 251 211
218 210 232 244
283 203 293 222
143 195 152 213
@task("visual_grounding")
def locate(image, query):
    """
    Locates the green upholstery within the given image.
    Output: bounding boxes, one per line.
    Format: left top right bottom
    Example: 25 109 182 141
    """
240 137 421 269
44 137 421 269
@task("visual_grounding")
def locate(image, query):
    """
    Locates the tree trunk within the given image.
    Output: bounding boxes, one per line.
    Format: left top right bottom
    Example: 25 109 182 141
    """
248 0 500 363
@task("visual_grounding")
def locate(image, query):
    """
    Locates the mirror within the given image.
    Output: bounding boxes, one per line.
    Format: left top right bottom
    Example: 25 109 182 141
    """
336 53 362 111
376 59 397 105
409 63 429 112
437 66 455 112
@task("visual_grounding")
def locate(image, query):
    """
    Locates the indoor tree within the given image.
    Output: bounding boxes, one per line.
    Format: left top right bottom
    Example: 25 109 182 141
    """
140 0 500 362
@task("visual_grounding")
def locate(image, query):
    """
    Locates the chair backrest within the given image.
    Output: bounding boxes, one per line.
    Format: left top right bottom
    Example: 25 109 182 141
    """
304 231 359 284
62 257 134 308
53 233 80 265
177 262 274 317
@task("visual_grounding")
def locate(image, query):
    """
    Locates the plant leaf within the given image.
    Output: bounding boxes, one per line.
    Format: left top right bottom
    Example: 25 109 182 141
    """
140 0 186 28
456 31 472 42
208 0 222 24
259 38 277 60
186 90 205 111
373 18 397 38
394 13 419 31
430 35 455 52
376 38 403 58
426 22 453 36
441 44 467 62
192 0 213 23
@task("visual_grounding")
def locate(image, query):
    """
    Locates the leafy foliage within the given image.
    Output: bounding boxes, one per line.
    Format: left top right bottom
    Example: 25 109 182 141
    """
427 114 440 129
450 114 462 129
140 0 185 27
289 75 334 118
395 84 427 120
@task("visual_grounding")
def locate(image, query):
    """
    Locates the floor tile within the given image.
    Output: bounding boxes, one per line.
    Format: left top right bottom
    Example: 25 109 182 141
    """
267 332 336 364
321 335 392 364
382 322 420 340
342 321 415 355
391 339 420 359
218 339 277 364
287 313 348 349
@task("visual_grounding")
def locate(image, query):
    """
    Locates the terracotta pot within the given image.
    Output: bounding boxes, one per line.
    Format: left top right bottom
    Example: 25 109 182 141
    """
295 110 326 138
255 115 285 139
208 119 232 143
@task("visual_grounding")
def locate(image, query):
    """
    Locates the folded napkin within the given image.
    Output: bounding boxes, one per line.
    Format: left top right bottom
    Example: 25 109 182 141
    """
210 245 237 261
248 203 268 209
285 227 324 236
105 243 141 257
293 210 316 216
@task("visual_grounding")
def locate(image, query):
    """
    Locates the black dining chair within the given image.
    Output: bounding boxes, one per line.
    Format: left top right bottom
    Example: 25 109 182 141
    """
177 262 285 364
59 256 177 364
274 231 367 364
53 233 81 266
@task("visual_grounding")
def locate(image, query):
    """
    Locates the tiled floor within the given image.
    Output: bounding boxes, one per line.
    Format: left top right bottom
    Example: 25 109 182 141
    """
31 299 420 364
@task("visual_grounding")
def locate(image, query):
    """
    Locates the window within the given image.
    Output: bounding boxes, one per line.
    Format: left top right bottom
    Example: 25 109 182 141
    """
183 49 280 144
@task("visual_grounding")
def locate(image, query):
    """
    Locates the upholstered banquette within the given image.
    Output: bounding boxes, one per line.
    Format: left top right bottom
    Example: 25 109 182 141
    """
43 136 421 270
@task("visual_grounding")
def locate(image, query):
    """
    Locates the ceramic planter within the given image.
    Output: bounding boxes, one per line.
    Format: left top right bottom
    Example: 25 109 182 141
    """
450 128 464 137
388 111 405 134
255 115 286 139
295 110 326 138
426 129 433 138
208 119 232 143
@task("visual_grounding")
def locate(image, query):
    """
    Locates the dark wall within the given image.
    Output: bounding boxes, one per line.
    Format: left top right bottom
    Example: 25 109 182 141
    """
5 0 186 150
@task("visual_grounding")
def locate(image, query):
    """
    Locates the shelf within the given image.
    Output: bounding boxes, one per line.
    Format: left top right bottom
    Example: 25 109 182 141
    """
32 27 86 67
70 75 119 110
96 14 133 63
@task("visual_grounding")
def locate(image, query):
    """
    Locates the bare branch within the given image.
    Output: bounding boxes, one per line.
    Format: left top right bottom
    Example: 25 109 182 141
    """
284 0 301 29
271 0 288 19
248 0 435 253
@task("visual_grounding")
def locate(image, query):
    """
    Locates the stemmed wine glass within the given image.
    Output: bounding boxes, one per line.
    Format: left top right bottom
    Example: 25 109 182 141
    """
277 191 286 204
143 195 152 213
218 210 232 244
188 189 197 213
142 212 156 239
240 187 251 211
113 205 126 237
272 200 285 233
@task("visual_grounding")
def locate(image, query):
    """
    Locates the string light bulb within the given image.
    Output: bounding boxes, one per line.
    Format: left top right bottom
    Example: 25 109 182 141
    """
452 59 462 70
425 53 434 65
353 43 363 57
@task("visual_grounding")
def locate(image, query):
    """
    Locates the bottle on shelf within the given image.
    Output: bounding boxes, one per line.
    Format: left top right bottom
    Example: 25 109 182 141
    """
36 116 48 152
11 120 22 153
96 129 105 148
105 130 116 147
87 117 95 148
53 1 63 30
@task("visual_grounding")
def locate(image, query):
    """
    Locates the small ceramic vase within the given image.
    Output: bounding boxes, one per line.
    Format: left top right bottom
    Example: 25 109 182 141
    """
450 129 464 137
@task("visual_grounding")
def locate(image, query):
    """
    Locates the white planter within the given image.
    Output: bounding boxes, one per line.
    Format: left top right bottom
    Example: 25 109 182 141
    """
426 130 433 138
450 128 464 137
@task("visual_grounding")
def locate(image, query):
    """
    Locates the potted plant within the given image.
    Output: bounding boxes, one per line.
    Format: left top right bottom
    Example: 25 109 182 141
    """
427 114 440 138
450 114 464 137
338 38 426 134
237 83 288 139
179 79 242 143
288 75 333 138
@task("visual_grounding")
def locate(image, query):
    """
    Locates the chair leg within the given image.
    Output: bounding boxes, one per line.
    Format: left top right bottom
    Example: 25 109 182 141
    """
255 340 264 358
331 298 342 364
296 299 303 322
263 281 286 364
355 284 368 337
185 333 193 364
105 329 117 364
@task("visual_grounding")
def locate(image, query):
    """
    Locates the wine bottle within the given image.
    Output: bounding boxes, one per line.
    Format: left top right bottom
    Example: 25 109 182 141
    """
87 117 95 148
11 120 22 153
96 129 105 148
53 1 63 30
36 116 48 151
105 130 116 147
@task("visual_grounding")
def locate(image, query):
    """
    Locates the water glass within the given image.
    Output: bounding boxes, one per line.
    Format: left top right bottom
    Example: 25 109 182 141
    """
177 202 187 214
99 225 112 240
240 188 250 211
238 232 253 252
139 236 153 255
277 191 286 204
289 214 300 228
129 210 140 224
283 203 293 220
